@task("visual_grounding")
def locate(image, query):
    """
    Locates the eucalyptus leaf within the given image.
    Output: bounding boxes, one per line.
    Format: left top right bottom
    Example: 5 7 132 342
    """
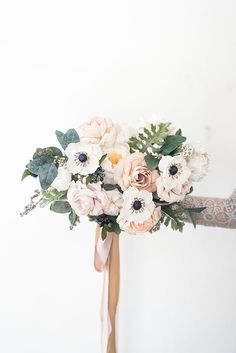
68 209 78 229
38 163 58 190
55 129 80 150
26 155 54 175
47 147 63 156
39 189 67 207
50 201 72 213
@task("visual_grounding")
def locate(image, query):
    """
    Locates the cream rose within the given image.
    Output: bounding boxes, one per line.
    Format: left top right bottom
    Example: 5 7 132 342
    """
188 148 209 182
114 152 158 192
156 177 192 203
67 181 108 216
78 116 120 150
102 144 130 184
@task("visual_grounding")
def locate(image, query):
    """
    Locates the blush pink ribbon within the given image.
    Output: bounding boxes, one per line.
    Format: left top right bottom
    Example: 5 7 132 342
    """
94 225 120 353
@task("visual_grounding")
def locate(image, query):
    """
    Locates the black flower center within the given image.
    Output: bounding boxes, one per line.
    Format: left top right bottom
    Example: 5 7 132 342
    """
78 153 87 163
169 165 178 176
133 200 142 210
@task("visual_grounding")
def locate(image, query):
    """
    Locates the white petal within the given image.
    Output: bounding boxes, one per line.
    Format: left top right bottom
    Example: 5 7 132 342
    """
66 158 84 174
81 156 100 174
92 144 103 159
158 156 173 172
122 186 139 201
131 207 152 222
65 142 81 157
119 204 133 220
138 189 153 205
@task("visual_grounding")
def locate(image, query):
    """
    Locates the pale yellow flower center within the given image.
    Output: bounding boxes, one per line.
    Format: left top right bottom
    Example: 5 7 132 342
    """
108 151 122 168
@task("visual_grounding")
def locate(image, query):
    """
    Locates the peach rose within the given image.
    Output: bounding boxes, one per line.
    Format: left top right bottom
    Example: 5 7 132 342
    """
78 116 120 150
114 152 158 192
67 181 108 216
117 207 162 234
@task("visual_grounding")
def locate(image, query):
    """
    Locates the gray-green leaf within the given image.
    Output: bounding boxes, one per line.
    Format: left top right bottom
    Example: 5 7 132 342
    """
38 163 58 190
55 129 80 150
26 155 54 175
50 201 72 213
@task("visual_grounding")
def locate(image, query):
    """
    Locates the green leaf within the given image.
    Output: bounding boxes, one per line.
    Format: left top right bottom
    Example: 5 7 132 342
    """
39 189 67 207
99 154 107 165
128 123 171 154
47 146 63 156
161 205 185 232
111 221 121 235
175 129 182 136
68 209 78 229
38 163 58 190
186 207 206 213
144 154 159 171
187 186 193 195
55 129 80 150
186 209 197 228
101 227 107 240
50 201 72 213
21 169 37 181
86 174 95 184
26 155 54 175
160 135 186 155
103 184 117 191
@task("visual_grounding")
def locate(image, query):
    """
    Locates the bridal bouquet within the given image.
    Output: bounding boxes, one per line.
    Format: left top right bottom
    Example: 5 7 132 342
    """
21 117 209 237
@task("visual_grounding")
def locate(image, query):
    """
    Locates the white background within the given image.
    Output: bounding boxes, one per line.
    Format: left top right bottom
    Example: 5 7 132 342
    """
0 0 236 352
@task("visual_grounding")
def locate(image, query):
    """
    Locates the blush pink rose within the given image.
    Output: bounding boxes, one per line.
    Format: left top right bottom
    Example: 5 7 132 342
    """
67 181 108 216
103 189 123 216
117 207 161 234
114 152 158 192
78 116 120 149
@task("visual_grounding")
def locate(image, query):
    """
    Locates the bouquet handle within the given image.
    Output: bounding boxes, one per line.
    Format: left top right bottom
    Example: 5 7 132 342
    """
94 226 120 353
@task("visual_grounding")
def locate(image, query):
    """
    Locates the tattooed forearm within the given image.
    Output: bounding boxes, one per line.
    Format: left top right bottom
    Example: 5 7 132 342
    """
183 189 236 229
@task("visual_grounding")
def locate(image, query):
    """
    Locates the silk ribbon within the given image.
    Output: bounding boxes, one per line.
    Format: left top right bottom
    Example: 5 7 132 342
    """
94 225 120 353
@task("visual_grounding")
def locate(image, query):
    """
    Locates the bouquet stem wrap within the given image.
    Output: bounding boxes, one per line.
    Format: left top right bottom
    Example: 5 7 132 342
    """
94 225 120 353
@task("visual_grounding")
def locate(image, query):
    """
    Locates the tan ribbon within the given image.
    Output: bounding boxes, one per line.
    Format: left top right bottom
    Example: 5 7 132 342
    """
94 225 120 353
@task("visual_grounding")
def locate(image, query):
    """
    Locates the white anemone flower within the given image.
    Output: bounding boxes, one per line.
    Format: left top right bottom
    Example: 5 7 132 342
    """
51 165 72 191
158 155 191 189
119 187 155 223
65 142 102 175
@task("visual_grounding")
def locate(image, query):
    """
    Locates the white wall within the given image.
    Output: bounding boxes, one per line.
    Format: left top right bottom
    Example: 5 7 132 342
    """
0 0 236 352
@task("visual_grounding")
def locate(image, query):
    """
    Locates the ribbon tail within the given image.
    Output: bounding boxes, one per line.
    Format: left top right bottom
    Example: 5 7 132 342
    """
94 226 120 353
107 234 120 353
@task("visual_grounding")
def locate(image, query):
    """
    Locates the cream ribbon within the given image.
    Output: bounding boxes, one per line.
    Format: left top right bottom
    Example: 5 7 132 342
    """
94 225 120 353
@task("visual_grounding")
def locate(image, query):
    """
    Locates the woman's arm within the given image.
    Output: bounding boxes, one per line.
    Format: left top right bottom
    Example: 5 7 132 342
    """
183 189 236 229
